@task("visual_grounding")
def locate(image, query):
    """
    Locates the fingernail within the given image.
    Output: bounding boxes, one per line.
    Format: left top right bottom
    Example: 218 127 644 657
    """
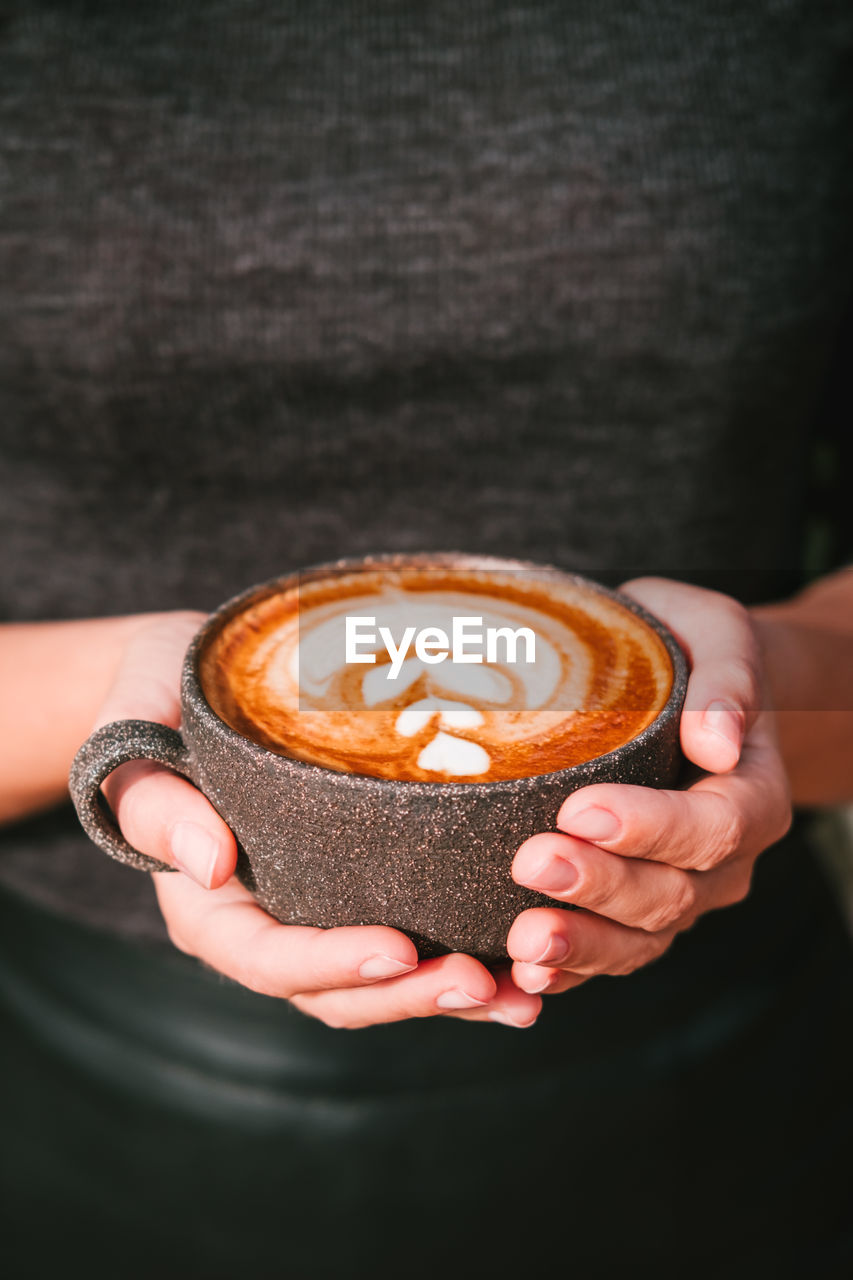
436 989 489 1010
515 965 559 994
526 856 580 896
358 955 417 980
560 806 621 842
703 701 744 752
488 1011 537 1028
171 822 219 888
526 934 570 965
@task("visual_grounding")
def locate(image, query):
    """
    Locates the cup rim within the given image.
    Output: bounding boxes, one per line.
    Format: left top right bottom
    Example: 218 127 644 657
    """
184 552 689 795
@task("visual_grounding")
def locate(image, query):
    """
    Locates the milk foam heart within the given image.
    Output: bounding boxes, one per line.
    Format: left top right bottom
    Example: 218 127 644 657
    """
199 566 674 783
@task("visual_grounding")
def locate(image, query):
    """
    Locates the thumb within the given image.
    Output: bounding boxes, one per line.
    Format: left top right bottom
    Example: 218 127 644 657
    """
94 611 238 889
620 579 762 775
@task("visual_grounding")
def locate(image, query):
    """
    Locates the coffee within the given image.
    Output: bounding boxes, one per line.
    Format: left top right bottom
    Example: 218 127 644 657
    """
199 563 673 783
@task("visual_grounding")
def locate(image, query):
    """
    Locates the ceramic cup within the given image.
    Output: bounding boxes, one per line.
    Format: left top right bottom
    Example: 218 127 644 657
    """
69 554 688 963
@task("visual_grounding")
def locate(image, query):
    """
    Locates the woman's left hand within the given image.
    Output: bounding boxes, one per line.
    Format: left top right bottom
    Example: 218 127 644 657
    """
508 578 793 995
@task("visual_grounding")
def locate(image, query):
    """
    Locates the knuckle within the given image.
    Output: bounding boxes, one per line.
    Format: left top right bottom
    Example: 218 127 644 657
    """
609 950 650 977
711 807 747 865
638 932 672 972
721 598 754 642
608 931 672 976
634 901 672 932
726 598 750 624
605 939 657 977
652 930 676 962
638 907 672 933
694 591 750 642
673 874 698 920
581 873 621 916
639 875 696 932
720 649 761 709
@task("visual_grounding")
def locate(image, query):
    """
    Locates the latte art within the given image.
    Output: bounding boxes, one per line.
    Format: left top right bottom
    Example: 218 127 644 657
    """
200 567 674 783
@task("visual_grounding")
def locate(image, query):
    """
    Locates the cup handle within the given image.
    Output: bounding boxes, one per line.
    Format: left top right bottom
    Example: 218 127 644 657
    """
69 719 198 874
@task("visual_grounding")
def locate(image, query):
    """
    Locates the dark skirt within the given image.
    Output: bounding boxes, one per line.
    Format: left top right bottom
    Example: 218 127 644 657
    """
1 833 851 1280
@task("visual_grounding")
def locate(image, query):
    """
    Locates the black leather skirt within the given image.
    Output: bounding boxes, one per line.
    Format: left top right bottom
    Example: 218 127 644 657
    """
1 833 851 1280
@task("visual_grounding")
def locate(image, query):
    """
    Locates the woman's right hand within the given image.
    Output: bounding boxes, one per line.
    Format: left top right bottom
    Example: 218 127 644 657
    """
92 611 541 1030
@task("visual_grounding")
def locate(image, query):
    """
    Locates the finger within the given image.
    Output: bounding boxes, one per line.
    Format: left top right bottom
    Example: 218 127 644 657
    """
509 876 750 990
154 872 420 997
106 759 238 888
507 906 676 985
620 578 762 774
510 964 590 996
443 966 543 1028
89 611 237 887
289 952 503 1029
93 611 205 729
551 730 790 872
512 831 703 929
160 873 541 1029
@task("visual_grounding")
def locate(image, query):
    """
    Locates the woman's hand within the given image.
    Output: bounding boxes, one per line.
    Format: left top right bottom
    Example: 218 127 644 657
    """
507 579 793 995
93 612 542 1030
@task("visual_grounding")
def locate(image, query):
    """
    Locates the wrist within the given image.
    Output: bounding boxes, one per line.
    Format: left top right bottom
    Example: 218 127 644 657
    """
749 592 853 807
0 611 196 825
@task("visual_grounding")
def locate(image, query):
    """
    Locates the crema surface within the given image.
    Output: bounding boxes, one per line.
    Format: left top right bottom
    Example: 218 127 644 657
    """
200 568 673 781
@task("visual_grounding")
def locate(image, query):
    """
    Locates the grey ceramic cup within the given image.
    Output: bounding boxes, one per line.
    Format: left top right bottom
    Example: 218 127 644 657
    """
69 553 688 964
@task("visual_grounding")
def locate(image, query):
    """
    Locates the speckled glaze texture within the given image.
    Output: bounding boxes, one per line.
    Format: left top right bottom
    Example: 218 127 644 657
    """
70 555 688 963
